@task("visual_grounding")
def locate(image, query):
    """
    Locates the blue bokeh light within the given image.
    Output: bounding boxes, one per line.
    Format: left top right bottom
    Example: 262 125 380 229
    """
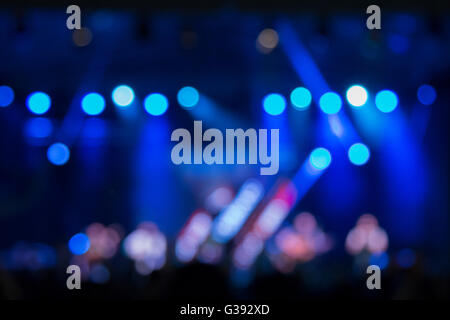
348 143 370 166
290 87 312 110
263 93 286 116
144 93 169 116
319 92 342 114
0 85 15 107
27 92 51 115
417 84 436 106
47 142 70 166
309 147 332 170
81 92 105 115
369 252 389 270
177 86 200 108
24 117 53 139
112 85 135 107
346 85 368 107
375 90 398 113
68 233 90 255
388 34 410 54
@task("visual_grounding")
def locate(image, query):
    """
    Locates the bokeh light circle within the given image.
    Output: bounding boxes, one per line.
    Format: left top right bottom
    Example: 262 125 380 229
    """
263 93 286 116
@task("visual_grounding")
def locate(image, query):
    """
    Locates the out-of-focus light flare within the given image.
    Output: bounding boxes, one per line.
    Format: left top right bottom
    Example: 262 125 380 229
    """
345 214 389 255
27 92 51 115
177 86 200 108
232 232 264 269
81 92 106 116
257 28 279 53
346 85 368 107
176 211 213 263
85 223 122 260
232 181 298 270
290 87 312 110
90 263 110 284
375 90 398 113
212 180 264 243
263 93 287 116
369 252 389 270
204 186 234 213
24 117 53 139
0 85 14 107
68 233 91 255
47 142 70 166
197 242 223 265
275 212 332 263
144 93 169 116
1 243 56 271
112 85 135 107
348 143 370 166
417 84 436 106
319 92 342 114
309 147 332 170
123 223 166 260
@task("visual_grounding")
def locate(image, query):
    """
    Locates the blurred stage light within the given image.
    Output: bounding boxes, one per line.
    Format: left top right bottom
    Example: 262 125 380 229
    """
176 211 213 262
369 252 389 270
417 84 436 106
24 117 53 139
27 92 51 115
177 86 199 108
0 85 14 107
319 92 342 114
81 92 105 115
375 90 398 113
212 180 264 243
290 87 312 110
257 28 279 53
348 143 370 166
112 85 135 107
90 264 110 284
69 233 91 255
144 93 169 116
388 34 409 54
47 142 70 166
309 147 332 170
345 214 389 255
263 93 286 116
346 85 368 107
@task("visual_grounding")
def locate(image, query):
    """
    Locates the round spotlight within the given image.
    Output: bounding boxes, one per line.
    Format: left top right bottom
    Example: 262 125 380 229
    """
177 86 199 108
290 87 312 110
257 28 279 52
27 92 51 115
346 85 368 107
144 93 169 116
319 92 342 114
112 85 135 107
0 85 14 107
375 90 398 113
348 143 370 166
417 84 436 106
263 93 286 116
309 147 332 170
47 142 70 166
81 92 105 116
68 233 90 255
25 117 53 139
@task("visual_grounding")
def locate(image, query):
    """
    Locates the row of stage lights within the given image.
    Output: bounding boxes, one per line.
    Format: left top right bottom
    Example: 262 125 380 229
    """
0 83 436 168
0 83 437 116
